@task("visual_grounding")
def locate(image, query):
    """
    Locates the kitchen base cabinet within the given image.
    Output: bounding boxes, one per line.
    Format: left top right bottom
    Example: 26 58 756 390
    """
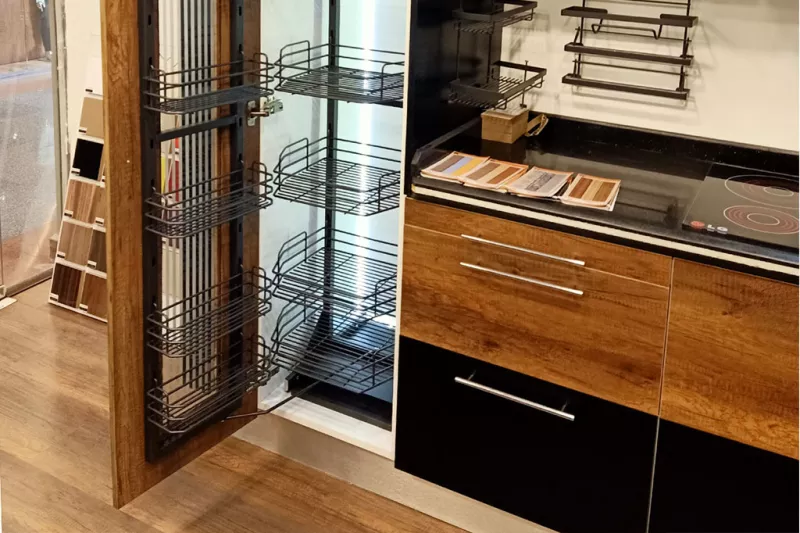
650 420 799 533
395 336 657 533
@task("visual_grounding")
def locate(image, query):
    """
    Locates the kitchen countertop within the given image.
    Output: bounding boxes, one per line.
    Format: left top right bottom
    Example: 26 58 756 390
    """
410 116 799 281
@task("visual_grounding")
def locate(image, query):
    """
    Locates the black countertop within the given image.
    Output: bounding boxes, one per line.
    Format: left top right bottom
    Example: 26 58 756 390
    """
410 115 799 281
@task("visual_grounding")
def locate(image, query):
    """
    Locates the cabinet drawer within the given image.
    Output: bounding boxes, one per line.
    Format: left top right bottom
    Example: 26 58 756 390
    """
395 337 656 533
401 224 669 414
650 421 799 533
663 260 799 458
405 198 671 286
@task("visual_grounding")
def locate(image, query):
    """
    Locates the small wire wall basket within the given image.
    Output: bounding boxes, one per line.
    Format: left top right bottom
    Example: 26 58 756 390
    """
143 54 274 115
272 228 397 318
274 137 401 216
274 41 405 105
145 164 273 239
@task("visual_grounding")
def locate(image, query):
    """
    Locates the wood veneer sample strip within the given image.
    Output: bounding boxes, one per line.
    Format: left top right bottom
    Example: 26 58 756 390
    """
79 272 108 319
72 138 104 181
64 179 101 223
79 94 105 139
57 221 93 265
405 198 671 286
50 263 83 308
662 260 799 459
88 229 107 272
401 223 669 415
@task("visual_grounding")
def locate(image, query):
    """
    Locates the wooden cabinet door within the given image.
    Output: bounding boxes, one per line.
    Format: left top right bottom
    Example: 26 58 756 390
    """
662 260 798 458
650 420 799 533
395 336 657 533
102 0 262 508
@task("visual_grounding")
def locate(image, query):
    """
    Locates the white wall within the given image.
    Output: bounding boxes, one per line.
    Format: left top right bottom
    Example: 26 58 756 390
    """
502 0 799 151
63 0 102 188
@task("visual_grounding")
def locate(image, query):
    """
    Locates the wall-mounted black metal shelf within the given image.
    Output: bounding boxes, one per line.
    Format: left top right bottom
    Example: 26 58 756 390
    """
142 54 274 115
564 43 692 66
561 7 696 30
147 269 272 359
563 74 689 100
273 228 397 317
275 41 404 106
450 60 546 108
271 297 395 395
147 337 274 436
562 0 696 100
145 164 273 238
274 138 401 216
454 0 537 35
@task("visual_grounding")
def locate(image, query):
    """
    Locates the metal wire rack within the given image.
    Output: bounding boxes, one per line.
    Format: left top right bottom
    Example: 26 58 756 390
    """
273 228 397 317
274 41 405 105
453 0 537 35
450 60 546 108
142 54 274 114
145 164 273 238
147 337 274 436
271 296 395 394
147 269 272 358
274 138 401 216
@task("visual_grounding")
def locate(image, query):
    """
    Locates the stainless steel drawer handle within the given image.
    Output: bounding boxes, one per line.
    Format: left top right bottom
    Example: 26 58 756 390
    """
455 377 576 422
461 234 585 267
460 262 584 296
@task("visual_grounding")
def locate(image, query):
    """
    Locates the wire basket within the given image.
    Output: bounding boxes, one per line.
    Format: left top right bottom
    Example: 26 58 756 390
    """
147 268 272 358
450 60 546 109
271 296 395 394
143 54 274 114
273 228 397 317
274 137 401 216
274 41 404 105
145 164 273 238
147 337 274 435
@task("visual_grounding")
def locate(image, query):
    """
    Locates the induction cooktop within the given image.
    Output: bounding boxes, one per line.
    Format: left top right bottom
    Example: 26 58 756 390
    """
683 164 799 250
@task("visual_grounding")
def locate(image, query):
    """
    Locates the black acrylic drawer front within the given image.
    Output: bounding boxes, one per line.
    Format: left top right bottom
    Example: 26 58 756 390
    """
650 420 799 533
395 337 656 533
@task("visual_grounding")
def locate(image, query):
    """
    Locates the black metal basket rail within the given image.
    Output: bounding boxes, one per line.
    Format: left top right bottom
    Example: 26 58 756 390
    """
450 60 546 109
147 337 274 436
142 54 274 115
271 297 395 395
145 164 273 238
453 0 537 35
147 268 272 359
274 41 405 106
272 227 397 317
274 137 401 216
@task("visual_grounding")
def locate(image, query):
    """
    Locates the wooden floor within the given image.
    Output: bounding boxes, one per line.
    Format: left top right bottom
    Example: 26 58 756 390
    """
0 282 464 533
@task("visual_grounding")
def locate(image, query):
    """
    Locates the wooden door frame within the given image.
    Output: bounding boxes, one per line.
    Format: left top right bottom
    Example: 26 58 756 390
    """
101 0 261 508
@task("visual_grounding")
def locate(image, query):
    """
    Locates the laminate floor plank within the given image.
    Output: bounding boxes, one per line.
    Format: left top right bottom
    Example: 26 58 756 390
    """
0 282 464 533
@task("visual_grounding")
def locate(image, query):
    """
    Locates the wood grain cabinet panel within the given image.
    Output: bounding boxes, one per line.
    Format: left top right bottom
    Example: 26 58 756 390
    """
662 260 799 458
401 224 670 414
405 198 671 286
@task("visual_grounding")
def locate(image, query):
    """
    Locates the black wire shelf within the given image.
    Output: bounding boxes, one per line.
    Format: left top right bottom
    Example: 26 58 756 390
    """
143 54 274 115
147 269 272 358
145 164 273 238
453 0 537 35
450 60 546 108
274 41 404 106
271 297 395 395
273 228 397 317
274 137 401 216
147 337 274 435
